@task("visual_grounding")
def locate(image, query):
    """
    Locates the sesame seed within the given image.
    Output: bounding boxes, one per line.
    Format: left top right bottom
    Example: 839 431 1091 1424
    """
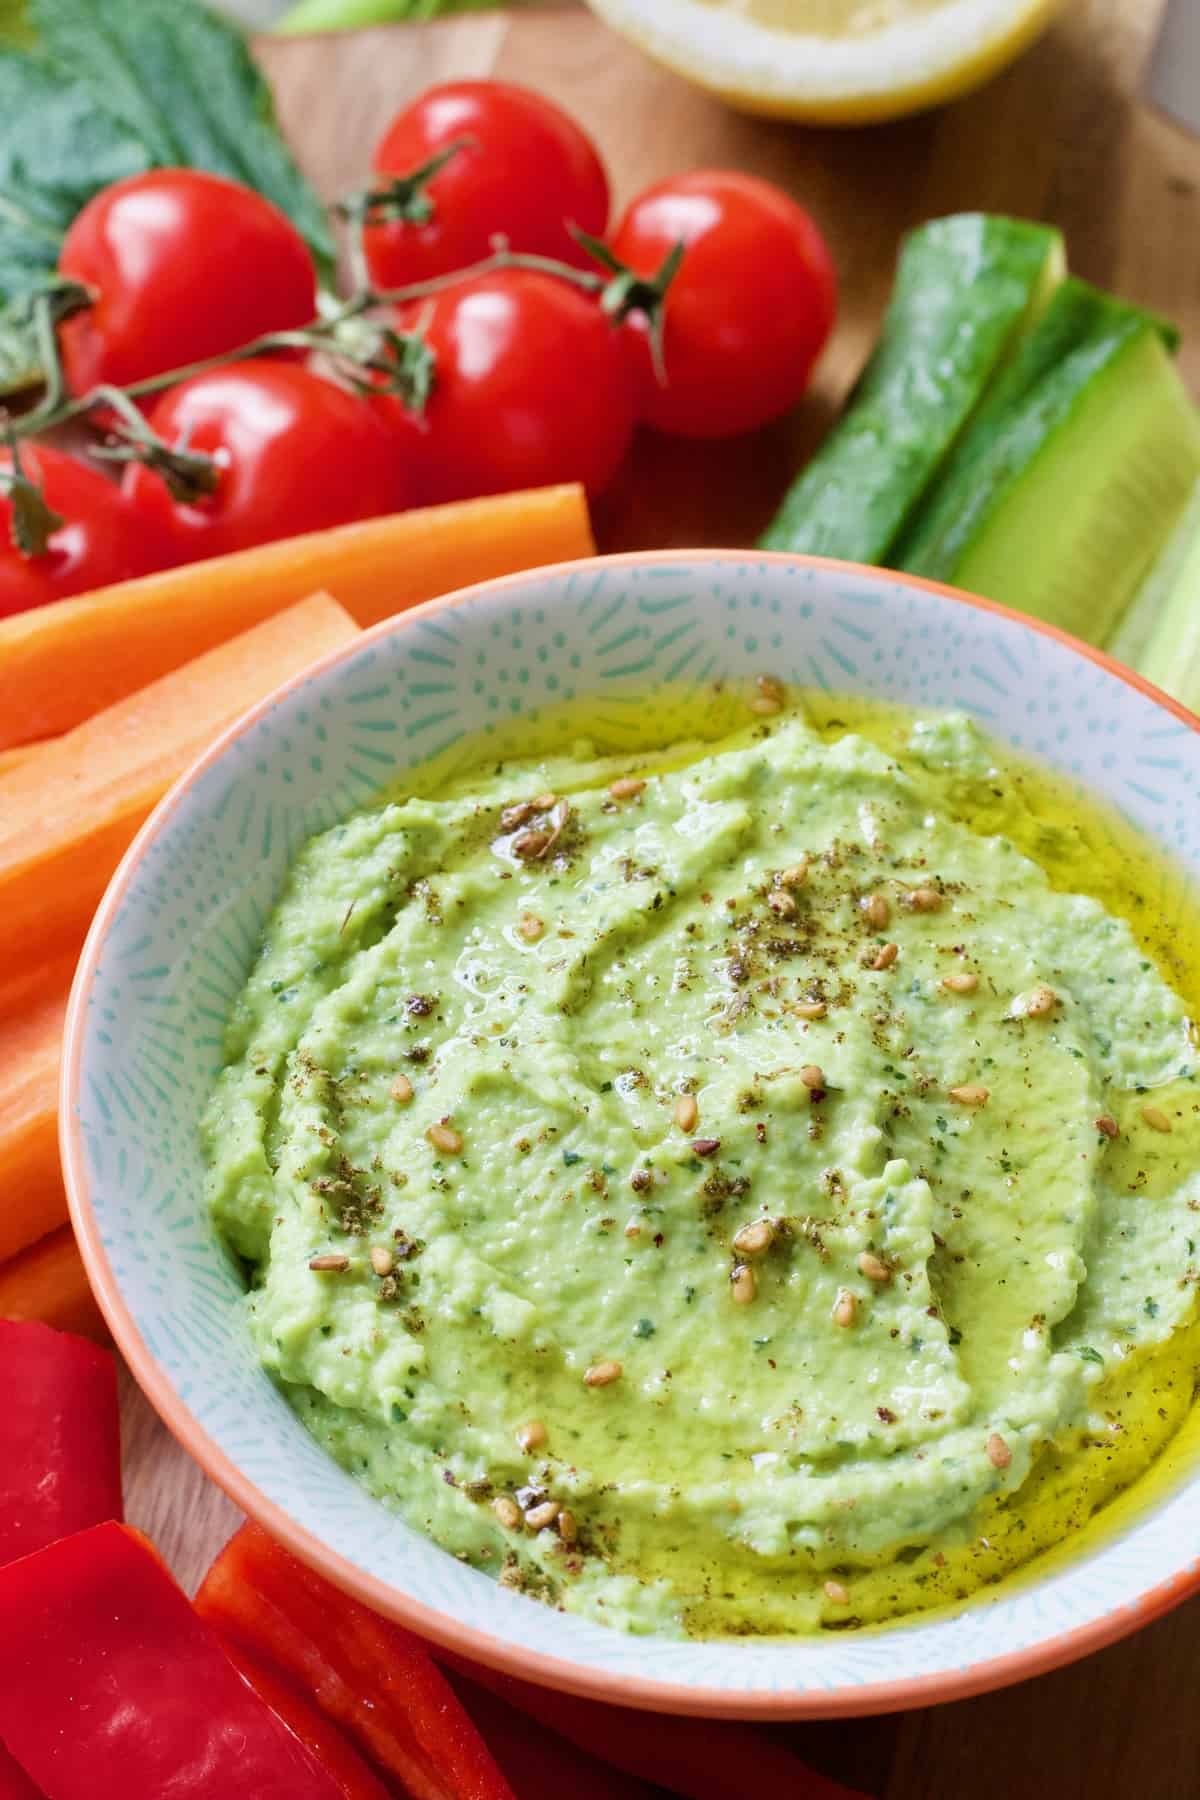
500 800 537 832
861 894 890 929
1025 985 1059 1017
799 1064 825 1092
1095 1114 1120 1139
940 972 978 995
691 1137 721 1157
517 1420 547 1453
674 1093 699 1133
584 1360 623 1388
609 776 646 801
872 942 899 970
987 1433 1012 1470
767 888 797 918
757 673 785 703
308 1253 349 1272
833 1289 857 1328
532 792 557 811
750 696 782 715
905 887 943 912
949 1084 989 1106
492 1495 522 1530
857 1250 891 1284
557 1508 579 1545
730 1263 757 1304
794 999 827 1020
733 1219 775 1257
780 859 810 888
624 1222 642 1239
370 1246 394 1278
427 1120 464 1154
517 911 545 942
1141 1105 1172 1133
390 1073 414 1103
823 1579 850 1605
525 1500 560 1532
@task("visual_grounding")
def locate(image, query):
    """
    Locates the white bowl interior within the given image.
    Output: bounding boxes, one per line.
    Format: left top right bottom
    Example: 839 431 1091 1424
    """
72 555 1200 1706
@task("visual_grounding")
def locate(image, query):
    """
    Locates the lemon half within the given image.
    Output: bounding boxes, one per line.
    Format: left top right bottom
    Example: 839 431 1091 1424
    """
582 0 1063 124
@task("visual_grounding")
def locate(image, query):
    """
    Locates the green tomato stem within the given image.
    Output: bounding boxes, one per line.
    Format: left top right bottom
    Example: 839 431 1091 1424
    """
7 243 604 445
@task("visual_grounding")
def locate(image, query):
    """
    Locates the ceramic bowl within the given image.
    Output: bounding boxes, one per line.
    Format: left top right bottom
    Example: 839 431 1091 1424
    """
63 551 1200 1718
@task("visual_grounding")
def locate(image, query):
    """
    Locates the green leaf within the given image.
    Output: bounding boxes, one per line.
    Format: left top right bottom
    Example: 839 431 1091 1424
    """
0 0 33 44
30 0 334 277
0 48 150 385
0 0 334 393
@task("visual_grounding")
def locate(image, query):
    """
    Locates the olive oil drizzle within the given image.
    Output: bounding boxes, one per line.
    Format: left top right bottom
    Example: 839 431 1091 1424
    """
389 685 1200 1635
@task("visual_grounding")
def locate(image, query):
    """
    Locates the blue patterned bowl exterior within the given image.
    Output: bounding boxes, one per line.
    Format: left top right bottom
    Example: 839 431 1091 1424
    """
64 553 1200 1717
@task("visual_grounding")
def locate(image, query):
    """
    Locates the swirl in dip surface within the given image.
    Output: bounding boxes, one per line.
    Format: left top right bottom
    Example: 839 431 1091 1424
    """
206 699 1200 1636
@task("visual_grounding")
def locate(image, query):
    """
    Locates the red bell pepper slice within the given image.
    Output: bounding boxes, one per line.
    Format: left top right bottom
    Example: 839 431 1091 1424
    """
438 1653 868 1800
216 1636 396 1800
0 1744 44 1800
445 1671 664 1800
0 1321 121 1568
0 1522 349 1800
195 1523 516 1800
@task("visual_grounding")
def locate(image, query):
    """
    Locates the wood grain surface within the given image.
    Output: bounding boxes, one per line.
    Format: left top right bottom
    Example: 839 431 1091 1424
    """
122 6 1200 1795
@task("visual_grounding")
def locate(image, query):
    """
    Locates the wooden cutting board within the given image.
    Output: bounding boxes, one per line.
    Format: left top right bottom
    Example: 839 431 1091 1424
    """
122 6 1200 1796
256 0 1200 555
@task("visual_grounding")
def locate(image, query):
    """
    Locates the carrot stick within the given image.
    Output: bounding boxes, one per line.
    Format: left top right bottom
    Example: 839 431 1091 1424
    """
0 954 79 1025
0 485 593 749
0 591 358 979
0 957 83 1266
0 980 70 1264
0 1228 108 1344
0 745 37 776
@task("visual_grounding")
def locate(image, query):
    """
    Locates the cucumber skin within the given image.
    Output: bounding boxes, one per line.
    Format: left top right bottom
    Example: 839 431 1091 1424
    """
894 281 1157 580
1112 476 1200 671
760 213 1062 563
1138 489 1200 710
276 0 493 31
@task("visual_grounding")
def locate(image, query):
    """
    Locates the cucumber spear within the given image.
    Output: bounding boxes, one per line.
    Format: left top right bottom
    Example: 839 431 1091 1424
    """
760 212 1065 564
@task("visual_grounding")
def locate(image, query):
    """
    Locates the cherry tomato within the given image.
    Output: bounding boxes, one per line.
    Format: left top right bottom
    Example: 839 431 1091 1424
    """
381 271 634 503
610 171 837 439
59 170 318 397
0 446 165 619
122 361 415 563
364 81 609 288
